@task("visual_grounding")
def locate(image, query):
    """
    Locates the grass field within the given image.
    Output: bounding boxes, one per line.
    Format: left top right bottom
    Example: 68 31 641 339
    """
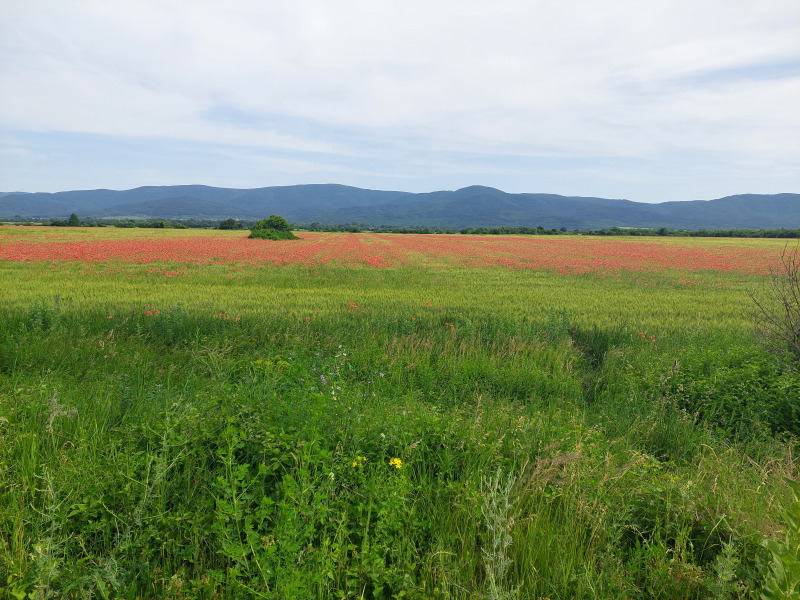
1 227 797 599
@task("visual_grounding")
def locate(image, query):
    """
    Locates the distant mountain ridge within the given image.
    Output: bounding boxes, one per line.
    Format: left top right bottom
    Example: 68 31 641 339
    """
1 184 798 230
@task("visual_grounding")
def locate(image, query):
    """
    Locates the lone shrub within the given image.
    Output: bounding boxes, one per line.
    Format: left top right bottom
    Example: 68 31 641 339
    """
249 215 298 240
750 245 800 363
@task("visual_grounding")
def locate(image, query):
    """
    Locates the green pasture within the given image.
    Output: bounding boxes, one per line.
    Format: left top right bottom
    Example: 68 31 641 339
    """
0 234 797 599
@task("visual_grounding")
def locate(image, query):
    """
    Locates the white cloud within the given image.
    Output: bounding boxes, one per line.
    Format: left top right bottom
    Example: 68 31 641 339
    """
0 0 798 198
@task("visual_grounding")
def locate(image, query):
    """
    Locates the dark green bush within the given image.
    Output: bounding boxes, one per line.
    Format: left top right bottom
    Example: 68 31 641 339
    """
249 214 299 240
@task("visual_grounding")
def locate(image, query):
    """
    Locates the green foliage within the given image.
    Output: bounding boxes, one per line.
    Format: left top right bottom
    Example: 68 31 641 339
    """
249 214 299 240
547 306 570 342
218 218 244 230
248 228 299 240
751 245 800 363
109 219 190 228
481 468 520 600
252 215 291 232
761 480 800 600
136 220 168 228
136 303 192 344
587 227 800 238
24 297 60 330
266 214 291 231
657 341 800 438
1 252 797 598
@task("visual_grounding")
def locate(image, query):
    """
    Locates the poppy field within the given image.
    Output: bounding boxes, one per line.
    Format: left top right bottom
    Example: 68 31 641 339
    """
0 226 797 599
0 226 785 273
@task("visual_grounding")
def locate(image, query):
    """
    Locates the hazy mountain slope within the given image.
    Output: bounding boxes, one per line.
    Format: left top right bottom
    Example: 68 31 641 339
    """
325 186 646 228
0 184 410 220
97 197 252 219
646 194 800 229
0 192 79 218
330 187 800 229
1 184 797 229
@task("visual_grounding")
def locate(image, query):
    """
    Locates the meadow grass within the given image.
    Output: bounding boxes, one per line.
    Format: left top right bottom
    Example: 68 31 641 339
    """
0 229 797 599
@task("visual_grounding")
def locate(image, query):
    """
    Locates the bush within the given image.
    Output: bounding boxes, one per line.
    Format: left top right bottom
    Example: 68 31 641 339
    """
249 215 298 240
249 228 299 240
750 244 800 363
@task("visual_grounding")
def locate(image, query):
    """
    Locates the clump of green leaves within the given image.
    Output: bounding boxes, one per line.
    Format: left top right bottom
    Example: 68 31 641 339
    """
761 479 800 600
252 355 292 374
249 215 299 240
25 297 60 330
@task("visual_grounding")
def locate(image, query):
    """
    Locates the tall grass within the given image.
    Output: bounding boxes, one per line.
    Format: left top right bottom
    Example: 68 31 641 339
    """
0 233 796 598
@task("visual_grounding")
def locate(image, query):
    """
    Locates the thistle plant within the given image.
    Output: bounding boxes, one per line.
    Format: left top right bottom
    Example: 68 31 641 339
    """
481 467 520 600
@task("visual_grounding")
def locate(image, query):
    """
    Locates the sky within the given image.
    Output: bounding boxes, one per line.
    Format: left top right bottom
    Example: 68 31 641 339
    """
0 0 798 202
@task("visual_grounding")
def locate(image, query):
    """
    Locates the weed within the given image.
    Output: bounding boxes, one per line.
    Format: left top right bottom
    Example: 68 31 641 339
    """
481 467 520 600
25 297 60 331
547 306 570 342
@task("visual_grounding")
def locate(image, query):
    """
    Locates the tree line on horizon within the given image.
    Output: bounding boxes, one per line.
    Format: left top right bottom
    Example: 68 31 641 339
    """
6 213 800 238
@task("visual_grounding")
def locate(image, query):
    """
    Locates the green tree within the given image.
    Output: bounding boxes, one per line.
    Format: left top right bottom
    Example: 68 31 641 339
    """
218 218 242 230
249 214 298 240
68 213 81 227
265 214 291 231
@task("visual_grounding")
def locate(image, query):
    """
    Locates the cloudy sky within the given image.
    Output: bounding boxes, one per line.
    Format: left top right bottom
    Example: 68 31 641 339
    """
1 0 798 202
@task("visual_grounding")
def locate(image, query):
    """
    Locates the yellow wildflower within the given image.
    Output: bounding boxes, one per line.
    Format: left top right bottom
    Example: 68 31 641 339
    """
389 457 403 469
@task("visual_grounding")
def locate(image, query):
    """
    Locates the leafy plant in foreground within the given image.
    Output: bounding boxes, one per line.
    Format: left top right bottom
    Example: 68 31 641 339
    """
761 479 800 600
481 467 519 600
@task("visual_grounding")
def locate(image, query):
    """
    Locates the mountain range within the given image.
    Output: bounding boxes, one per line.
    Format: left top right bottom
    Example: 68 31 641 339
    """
1 184 798 230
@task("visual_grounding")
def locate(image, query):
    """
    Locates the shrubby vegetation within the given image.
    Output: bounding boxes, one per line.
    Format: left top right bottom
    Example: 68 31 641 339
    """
0 228 798 598
750 245 800 365
585 226 800 238
249 214 299 240
47 213 83 227
0 295 793 598
301 222 800 238
217 217 245 230
12 211 800 237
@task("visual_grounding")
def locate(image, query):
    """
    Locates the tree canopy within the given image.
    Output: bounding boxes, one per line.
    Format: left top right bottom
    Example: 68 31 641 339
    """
218 218 244 230
249 214 298 240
